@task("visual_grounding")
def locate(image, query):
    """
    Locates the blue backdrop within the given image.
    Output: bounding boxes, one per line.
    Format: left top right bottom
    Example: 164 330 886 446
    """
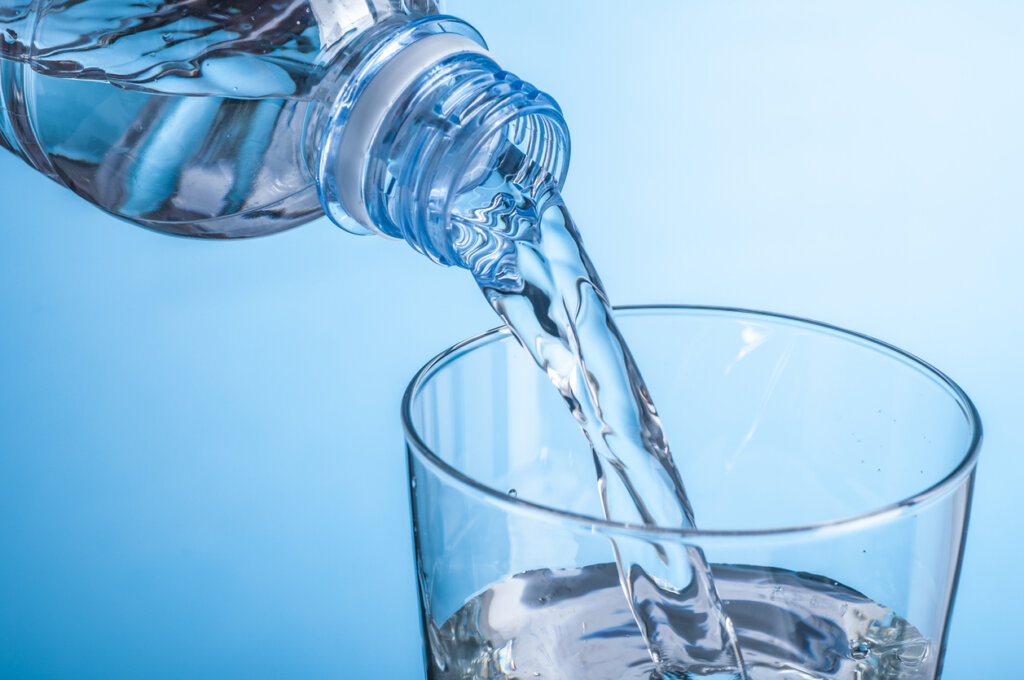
1 2 1020 677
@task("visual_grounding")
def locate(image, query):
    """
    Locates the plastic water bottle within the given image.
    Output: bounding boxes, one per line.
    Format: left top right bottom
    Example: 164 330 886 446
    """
0 0 568 266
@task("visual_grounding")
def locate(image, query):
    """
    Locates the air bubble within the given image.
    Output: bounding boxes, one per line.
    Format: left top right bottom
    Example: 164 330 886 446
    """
507 488 518 497
850 643 870 660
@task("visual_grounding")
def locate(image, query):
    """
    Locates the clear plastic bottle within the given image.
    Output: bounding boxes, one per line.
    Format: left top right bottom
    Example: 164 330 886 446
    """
0 0 569 259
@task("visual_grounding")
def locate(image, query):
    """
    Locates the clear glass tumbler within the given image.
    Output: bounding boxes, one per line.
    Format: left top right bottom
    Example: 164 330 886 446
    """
403 306 981 680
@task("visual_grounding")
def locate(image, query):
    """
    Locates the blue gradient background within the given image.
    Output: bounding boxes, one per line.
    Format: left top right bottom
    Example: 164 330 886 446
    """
1 1 1020 677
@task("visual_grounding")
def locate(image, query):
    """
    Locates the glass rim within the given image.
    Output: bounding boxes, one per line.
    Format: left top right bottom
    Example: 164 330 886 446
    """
401 304 983 540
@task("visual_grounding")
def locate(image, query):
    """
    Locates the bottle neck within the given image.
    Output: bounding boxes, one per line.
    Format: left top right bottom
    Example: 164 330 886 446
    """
312 17 569 266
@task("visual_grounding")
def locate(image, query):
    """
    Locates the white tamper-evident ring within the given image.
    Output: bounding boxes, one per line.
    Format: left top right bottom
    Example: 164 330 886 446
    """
335 33 493 232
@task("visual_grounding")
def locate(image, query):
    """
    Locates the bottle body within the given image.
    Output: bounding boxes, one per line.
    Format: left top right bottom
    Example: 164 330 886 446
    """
0 0 440 237
0 0 569 251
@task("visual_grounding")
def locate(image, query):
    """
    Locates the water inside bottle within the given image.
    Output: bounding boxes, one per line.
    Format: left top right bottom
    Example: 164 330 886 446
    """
1 0 329 98
0 1 336 235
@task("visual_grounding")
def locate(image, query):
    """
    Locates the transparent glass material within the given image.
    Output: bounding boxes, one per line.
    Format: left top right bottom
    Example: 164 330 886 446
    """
403 306 980 680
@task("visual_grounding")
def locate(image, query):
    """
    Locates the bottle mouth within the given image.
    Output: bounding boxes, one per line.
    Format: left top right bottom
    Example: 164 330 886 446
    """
313 16 491 236
360 52 571 266
311 14 570 266
436 90 571 258
416 92 570 268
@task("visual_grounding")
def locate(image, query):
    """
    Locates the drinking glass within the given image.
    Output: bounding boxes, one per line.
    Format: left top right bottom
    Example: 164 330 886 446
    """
403 305 980 680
